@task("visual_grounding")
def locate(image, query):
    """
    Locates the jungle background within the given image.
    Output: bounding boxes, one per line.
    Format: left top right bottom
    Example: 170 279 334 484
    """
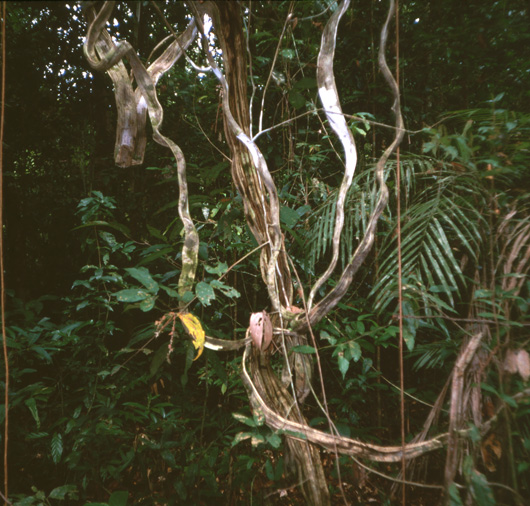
1 1 530 504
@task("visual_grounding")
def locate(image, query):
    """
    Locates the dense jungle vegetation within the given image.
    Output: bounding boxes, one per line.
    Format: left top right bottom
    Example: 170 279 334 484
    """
1 1 529 504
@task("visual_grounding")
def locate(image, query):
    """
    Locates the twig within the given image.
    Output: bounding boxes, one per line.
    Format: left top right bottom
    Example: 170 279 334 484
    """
350 454 444 490
257 5 294 134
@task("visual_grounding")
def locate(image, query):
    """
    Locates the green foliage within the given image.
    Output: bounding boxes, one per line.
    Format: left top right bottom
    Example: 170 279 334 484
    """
3 0 530 503
2 190 252 503
13 485 79 505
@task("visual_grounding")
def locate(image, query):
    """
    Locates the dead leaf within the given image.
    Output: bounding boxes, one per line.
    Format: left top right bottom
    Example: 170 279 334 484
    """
516 349 530 382
483 397 495 418
481 433 502 472
249 311 273 350
177 312 205 360
504 349 518 374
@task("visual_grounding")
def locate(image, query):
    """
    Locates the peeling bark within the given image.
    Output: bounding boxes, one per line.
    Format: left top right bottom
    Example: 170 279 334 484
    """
83 1 199 305
192 0 293 312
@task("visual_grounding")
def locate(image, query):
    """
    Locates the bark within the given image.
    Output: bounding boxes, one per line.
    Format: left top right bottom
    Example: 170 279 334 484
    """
200 3 328 503
83 1 199 304
84 3 196 167
205 1 293 310
297 0 404 332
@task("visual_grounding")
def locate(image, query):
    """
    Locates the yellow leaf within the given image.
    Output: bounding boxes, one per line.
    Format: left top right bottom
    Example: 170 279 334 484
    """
177 312 205 360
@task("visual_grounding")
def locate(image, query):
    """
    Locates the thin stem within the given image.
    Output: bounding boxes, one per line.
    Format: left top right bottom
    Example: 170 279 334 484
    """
257 4 293 134
394 1 406 503
0 3 8 503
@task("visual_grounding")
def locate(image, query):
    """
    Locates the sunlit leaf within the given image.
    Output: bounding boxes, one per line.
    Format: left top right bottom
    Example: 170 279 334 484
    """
232 432 252 447
232 412 258 427
114 288 149 303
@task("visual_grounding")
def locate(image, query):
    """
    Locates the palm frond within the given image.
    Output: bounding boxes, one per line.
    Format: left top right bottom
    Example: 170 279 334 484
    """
371 160 487 316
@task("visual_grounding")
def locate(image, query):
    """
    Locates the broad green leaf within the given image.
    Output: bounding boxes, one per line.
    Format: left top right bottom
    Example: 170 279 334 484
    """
204 262 228 275
266 433 282 449
251 433 266 446
448 483 464 505
292 345 316 354
403 328 415 351
265 459 275 480
108 490 129 506
26 432 48 439
469 470 495 506
210 279 241 299
232 432 252 447
480 383 499 396
51 432 63 464
139 294 156 312
146 224 166 241
99 231 118 247
49 485 78 500
338 354 349 379
280 429 308 440
347 341 362 362
25 398 40 429
430 284 456 293
281 48 295 59
137 246 174 266
499 393 517 408
73 220 130 236
150 344 169 376
294 77 317 89
180 290 194 303
196 281 215 306
288 90 305 110
477 312 506 320
199 242 209 260
232 412 258 427
32 346 53 363
160 285 178 298
280 205 301 228
124 267 159 294
114 288 149 303
320 330 336 345
489 92 504 103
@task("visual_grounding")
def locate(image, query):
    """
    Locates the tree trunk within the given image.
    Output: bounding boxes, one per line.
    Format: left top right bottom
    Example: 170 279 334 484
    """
210 2 329 504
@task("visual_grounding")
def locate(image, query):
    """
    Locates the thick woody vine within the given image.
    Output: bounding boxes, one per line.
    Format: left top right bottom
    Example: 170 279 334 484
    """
78 1 530 504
